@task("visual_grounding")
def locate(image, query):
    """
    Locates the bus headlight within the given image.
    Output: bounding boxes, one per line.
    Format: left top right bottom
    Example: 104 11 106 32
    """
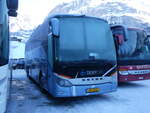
57 78 72 87
119 71 129 75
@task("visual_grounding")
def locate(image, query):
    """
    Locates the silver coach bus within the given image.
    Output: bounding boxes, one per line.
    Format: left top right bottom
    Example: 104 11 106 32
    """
25 15 117 97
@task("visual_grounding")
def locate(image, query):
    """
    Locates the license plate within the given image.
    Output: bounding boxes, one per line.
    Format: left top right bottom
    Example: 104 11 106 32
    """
86 88 100 93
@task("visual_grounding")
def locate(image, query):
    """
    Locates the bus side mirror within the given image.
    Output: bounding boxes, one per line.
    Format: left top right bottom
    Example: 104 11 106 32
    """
145 35 150 44
8 9 17 17
7 0 18 17
50 18 60 37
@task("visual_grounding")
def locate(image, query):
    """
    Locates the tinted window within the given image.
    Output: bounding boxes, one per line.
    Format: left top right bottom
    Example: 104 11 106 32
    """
59 18 116 62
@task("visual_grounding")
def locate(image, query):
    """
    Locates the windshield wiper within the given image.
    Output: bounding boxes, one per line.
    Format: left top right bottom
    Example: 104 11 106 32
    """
102 64 117 77
60 60 116 69
61 59 115 65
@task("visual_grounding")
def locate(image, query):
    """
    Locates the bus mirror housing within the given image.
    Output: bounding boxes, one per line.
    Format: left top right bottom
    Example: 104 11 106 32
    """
145 34 150 44
50 18 60 37
8 10 17 17
7 0 18 17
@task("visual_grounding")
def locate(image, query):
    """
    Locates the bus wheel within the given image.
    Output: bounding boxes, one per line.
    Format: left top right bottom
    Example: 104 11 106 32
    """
39 71 43 83
26 69 32 80
26 68 29 77
38 71 47 94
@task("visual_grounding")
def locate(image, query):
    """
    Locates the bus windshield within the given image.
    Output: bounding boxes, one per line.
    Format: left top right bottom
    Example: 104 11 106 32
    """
58 18 116 64
113 27 150 65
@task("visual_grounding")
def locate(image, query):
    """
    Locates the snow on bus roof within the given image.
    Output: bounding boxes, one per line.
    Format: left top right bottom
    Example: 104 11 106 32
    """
111 24 144 31
127 27 144 31
45 14 108 23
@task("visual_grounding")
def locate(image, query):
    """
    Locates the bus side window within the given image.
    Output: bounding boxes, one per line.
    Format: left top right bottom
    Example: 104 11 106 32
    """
143 33 150 53
48 33 53 70
145 35 150 52
136 31 146 52
114 34 124 45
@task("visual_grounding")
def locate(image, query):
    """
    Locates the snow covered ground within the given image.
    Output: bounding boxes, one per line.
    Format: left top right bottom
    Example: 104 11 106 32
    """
0 65 10 113
6 1 150 112
9 41 25 59
6 70 150 113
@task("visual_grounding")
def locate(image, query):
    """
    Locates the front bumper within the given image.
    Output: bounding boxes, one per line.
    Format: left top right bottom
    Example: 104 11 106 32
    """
119 75 150 82
51 82 117 97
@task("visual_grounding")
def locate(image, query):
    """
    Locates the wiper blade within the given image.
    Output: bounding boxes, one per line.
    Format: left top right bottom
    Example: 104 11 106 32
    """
59 59 116 69
62 59 115 64
102 64 117 77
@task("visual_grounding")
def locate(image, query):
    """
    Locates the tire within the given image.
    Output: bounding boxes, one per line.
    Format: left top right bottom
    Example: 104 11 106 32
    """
7 0 18 10
26 68 32 80
38 71 43 83
38 71 48 94
26 68 29 77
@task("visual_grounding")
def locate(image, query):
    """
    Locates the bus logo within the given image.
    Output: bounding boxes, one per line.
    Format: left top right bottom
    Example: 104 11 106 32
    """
80 71 101 76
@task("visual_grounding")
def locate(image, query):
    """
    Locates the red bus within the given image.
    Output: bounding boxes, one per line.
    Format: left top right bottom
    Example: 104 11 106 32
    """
111 25 150 82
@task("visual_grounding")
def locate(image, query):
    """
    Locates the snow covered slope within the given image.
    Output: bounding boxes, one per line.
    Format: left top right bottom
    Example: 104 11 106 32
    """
9 0 150 41
49 0 150 32
0 65 10 113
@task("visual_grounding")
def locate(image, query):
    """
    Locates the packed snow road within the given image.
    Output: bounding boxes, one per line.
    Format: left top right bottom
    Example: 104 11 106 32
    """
6 70 150 113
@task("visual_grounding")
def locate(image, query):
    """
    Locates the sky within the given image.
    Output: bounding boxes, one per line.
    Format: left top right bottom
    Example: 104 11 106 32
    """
10 0 150 32
17 0 150 25
18 0 73 25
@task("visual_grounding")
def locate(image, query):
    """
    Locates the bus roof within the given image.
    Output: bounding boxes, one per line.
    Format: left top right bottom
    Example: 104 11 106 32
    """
46 14 107 23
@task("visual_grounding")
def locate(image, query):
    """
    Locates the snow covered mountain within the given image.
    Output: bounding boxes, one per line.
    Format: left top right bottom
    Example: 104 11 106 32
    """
49 0 150 32
10 0 150 41
9 15 34 42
